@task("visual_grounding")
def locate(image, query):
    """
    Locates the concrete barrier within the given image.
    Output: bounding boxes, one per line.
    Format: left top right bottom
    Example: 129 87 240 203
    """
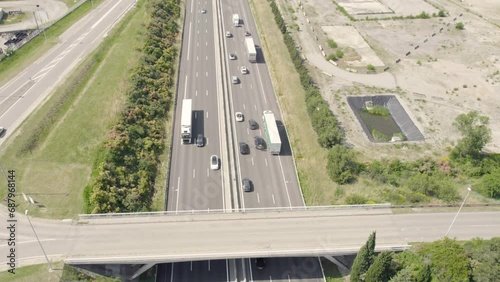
322 50 326 57
329 60 338 66
319 45 323 51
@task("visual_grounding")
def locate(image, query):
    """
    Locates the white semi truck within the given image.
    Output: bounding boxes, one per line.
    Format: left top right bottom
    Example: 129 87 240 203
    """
262 111 281 155
232 14 240 26
245 37 257 63
180 99 192 144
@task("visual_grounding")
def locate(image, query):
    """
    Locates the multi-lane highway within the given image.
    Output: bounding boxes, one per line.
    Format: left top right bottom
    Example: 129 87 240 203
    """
0 0 137 146
163 0 318 280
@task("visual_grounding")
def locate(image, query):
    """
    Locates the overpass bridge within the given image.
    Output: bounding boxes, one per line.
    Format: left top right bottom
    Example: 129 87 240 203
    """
1 207 499 274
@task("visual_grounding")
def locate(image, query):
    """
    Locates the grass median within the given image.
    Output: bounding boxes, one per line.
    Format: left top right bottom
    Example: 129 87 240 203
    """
250 0 339 205
0 2 149 219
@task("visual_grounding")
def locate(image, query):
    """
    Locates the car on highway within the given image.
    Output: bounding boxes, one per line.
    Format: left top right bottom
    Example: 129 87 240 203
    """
0 127 5 137
255 258 266 269
248 119 258 130
200 9 206 14
210 155 219 170
242 178 252 192
229 53 236 60
226 31 232 38
239 142 250 154
232 76 239 84
254 136 266 150
245 31 251 36
235 112 244 122
240 66 248 74
196 133 204 147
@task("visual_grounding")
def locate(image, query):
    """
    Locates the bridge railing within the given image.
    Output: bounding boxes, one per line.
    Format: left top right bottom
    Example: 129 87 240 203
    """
77 204 392 220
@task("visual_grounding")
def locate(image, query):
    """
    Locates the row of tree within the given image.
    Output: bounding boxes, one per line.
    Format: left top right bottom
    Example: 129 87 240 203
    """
350 232 500 281
85 0 180 213
269 1 343 149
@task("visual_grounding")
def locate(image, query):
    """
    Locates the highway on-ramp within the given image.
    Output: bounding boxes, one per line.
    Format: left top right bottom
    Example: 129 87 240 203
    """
0 0 137 146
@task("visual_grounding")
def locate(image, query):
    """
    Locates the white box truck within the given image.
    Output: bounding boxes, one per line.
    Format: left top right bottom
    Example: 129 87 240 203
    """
262 111 281 155
180 99 192 143
245 37 257 63
232 14 240 26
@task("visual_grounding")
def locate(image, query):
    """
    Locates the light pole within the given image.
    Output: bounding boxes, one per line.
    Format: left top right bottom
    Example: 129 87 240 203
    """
35 5 47 41
25 210 54 271
445 187 472 237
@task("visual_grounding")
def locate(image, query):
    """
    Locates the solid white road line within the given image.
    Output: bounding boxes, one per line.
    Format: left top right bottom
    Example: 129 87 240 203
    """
183 75 188 99
279 156 293 207
272 194 276 204
175 177 180 213
257 193 260 203
91 0 123 29
208 260 211 271
193 169 196 178
248 258 254 282
170 263 175 282
187 22 192 61
190 261 193 271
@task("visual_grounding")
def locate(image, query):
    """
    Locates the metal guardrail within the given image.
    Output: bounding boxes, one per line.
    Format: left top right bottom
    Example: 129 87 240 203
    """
77 202 500 220
78 204 392 219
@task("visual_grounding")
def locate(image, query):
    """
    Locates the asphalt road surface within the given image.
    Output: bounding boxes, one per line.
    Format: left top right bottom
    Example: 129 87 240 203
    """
163 0 314 280
0 0 137 147
2 208 499 271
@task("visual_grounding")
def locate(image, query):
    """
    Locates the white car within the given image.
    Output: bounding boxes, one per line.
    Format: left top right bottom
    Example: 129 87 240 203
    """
235 112 244 122
229 53 236 60
210 155 219 170
226 31 232 38
232 76 239 84
200 9 207 14
240 66 248 74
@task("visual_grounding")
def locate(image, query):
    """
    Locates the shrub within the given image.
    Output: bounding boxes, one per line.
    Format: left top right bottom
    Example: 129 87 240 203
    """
346 194 369 205
327 145 358 184
455 22 464 30
438 10 446 17
367 64 375 71
335 49 344 58
326 53 337 61
327 38 337 49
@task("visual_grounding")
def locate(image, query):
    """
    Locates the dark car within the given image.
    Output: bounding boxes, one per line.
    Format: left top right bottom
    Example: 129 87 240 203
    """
239 142 250 154
245 31 251 36
255 258 265 269
242 178 252 192
248 119 258 130
254 136 266 150
196 134 204 147
0 127 5 137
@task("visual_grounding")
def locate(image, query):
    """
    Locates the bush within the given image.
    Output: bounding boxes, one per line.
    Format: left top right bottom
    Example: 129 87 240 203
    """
327 145 358 184
367 64 375 71
326 53 337 61
346 194 368 205
438 10 446 17
477 168 500 199
335 49 344 58
455 22 465 30
367 105 389 116
327 38 337 49
417 11 430 19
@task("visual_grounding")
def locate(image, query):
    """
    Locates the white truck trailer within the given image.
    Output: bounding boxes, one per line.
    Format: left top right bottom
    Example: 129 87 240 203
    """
180 99 192 144
232 14 240 26
245 37 257 63
262 111 281 155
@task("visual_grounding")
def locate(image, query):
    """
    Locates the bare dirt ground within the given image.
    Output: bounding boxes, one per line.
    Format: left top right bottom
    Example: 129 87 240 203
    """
280 0 500 160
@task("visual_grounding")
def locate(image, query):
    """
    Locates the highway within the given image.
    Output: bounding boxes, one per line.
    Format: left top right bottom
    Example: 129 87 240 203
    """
164 0 313 280
0 0 137 146
1 208 499 272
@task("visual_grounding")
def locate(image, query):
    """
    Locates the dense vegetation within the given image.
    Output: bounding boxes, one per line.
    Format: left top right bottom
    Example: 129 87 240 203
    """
349 233 500 282
85 0 180 213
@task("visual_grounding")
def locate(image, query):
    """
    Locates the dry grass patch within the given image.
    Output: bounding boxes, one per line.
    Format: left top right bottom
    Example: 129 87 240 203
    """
250 0 339 205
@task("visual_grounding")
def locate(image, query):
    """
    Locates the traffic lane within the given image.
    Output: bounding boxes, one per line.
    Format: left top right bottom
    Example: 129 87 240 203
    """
161 261 228 282
0 0 136 134
247 257 325 282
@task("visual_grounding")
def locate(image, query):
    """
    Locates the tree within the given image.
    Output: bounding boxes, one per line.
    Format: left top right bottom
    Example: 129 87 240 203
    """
392 251 431 282
326 145 357 184
365 251 394 282
477 168 500 199
455 22 465 30
417 238 471 282
350 232 376 281
335 49 344 59
451 111 491 159
463 237 500 282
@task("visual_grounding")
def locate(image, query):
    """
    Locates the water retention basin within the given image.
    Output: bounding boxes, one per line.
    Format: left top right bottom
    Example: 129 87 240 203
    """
347 95 425 142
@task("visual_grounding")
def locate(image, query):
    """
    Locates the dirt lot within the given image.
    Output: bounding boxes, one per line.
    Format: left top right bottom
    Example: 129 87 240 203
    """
282 0 500 160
